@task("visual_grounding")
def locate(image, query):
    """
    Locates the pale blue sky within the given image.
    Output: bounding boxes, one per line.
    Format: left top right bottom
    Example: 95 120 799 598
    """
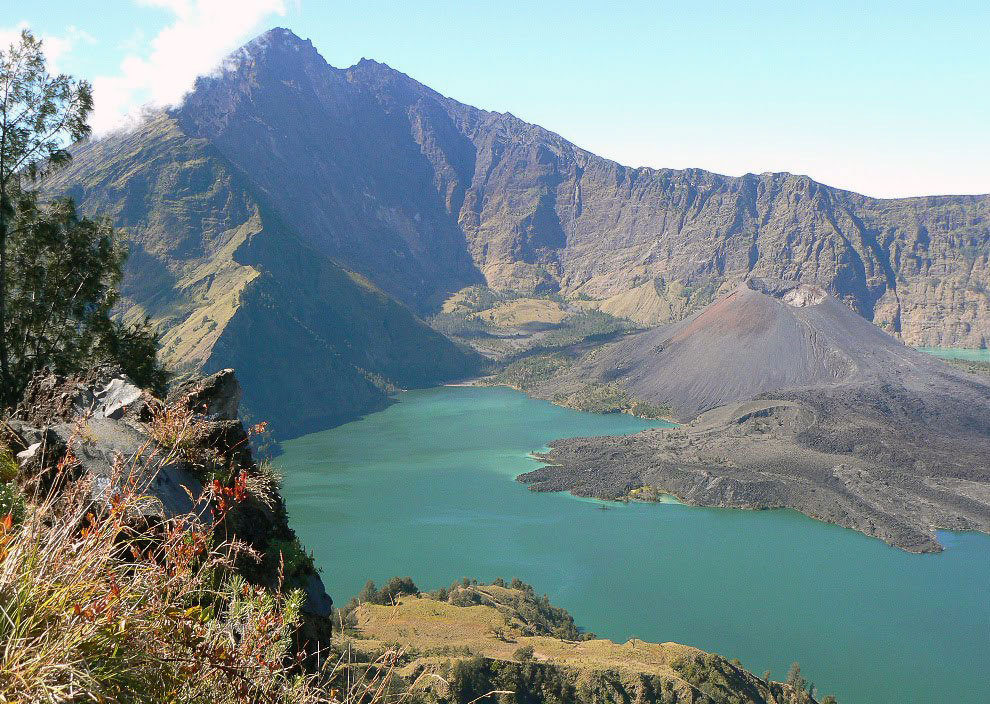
6 0 989 198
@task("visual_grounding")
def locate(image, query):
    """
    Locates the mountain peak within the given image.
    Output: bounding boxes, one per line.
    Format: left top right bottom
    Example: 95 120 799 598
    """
244 27 314 56
216 26 327 79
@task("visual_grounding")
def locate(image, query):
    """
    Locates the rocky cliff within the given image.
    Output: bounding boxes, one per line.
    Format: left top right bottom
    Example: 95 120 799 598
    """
2 366 333 643
170 28 990 347
340 51 990 347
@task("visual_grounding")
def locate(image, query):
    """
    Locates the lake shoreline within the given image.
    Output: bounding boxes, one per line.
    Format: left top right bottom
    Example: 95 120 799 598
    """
278 385 990 704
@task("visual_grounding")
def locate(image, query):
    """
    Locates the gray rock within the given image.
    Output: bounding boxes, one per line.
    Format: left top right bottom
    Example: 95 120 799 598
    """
172 369 242 421
302 573 333 618
16 442 41 465
95 378 143 419
51 418 205 519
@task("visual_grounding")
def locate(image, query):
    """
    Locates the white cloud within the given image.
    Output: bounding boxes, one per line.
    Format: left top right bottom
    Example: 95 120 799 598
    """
0 21 91 75
90 0 286 135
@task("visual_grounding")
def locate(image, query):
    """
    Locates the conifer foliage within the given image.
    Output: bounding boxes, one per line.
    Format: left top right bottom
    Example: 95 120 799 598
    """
0 30 164 407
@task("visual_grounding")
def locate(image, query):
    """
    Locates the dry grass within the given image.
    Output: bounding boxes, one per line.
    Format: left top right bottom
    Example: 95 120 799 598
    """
351 591 698 677
471 299 570 328
0 406 404 704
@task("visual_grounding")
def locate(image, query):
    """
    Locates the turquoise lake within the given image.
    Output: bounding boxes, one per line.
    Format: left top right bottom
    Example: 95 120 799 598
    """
918 346 990 362
279 385 990 704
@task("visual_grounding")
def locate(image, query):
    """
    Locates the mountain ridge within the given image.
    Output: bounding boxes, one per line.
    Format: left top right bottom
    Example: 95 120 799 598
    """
43 27 990 435
180 28 990 348
45 110 479 438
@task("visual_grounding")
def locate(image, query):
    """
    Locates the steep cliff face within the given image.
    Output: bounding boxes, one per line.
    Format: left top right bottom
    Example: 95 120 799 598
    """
175 30 485 312
343 58 990 346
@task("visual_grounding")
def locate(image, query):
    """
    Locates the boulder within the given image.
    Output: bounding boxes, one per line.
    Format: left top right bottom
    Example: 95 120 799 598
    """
50 418 205 519
171 369 242 421
302 573 334 618
94 377 143 419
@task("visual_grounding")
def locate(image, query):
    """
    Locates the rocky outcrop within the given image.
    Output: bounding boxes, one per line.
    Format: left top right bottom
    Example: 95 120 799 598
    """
4 366 333 643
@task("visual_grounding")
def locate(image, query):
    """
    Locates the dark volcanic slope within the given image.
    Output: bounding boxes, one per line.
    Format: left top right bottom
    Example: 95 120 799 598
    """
520 281 990 552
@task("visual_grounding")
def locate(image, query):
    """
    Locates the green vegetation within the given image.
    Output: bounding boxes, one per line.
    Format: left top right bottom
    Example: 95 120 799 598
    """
0 30 164 408
552 382 630 414
0 403 362 703
0 29 91 406
0 445 24 524
786 663 808 692
490 354 672 419
442 285 507 314
335 575 421 629
537 310 630 348
445 656 580 703
490 354 572 391
552 383 671 418
345 582 820 704
360 575 421 605
943 357 990 378
430 311 493 338
265 536 317 583
430 577 592 641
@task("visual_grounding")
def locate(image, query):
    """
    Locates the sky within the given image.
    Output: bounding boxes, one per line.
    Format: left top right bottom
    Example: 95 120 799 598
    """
4 0 989 199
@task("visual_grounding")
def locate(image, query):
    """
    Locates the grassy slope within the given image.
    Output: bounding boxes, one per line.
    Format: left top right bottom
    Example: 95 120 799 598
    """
348 586 815 704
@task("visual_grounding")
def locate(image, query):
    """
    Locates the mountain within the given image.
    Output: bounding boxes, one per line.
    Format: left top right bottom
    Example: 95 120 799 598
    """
45 27 989 434
174 28 988 346
44 113 478 438
558 278 948 421
517 280 990 552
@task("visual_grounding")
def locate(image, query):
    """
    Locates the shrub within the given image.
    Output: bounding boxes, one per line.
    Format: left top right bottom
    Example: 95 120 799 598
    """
0 446 18 482
266 536 317 581
433 578 592 641
513 644 535 661
336 575 421 633
787 662 808 692
491 354 571 391
429 312 492 338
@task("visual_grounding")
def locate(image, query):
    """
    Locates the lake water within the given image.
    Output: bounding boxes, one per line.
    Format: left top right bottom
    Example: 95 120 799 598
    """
279 385 990 704
918 346 990 362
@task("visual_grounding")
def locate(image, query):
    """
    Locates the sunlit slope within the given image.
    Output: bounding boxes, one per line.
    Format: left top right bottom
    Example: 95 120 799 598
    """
45 115 478 437
351 585 818 704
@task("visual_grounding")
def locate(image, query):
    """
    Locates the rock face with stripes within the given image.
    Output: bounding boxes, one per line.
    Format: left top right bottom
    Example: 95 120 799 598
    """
172 28 990 347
